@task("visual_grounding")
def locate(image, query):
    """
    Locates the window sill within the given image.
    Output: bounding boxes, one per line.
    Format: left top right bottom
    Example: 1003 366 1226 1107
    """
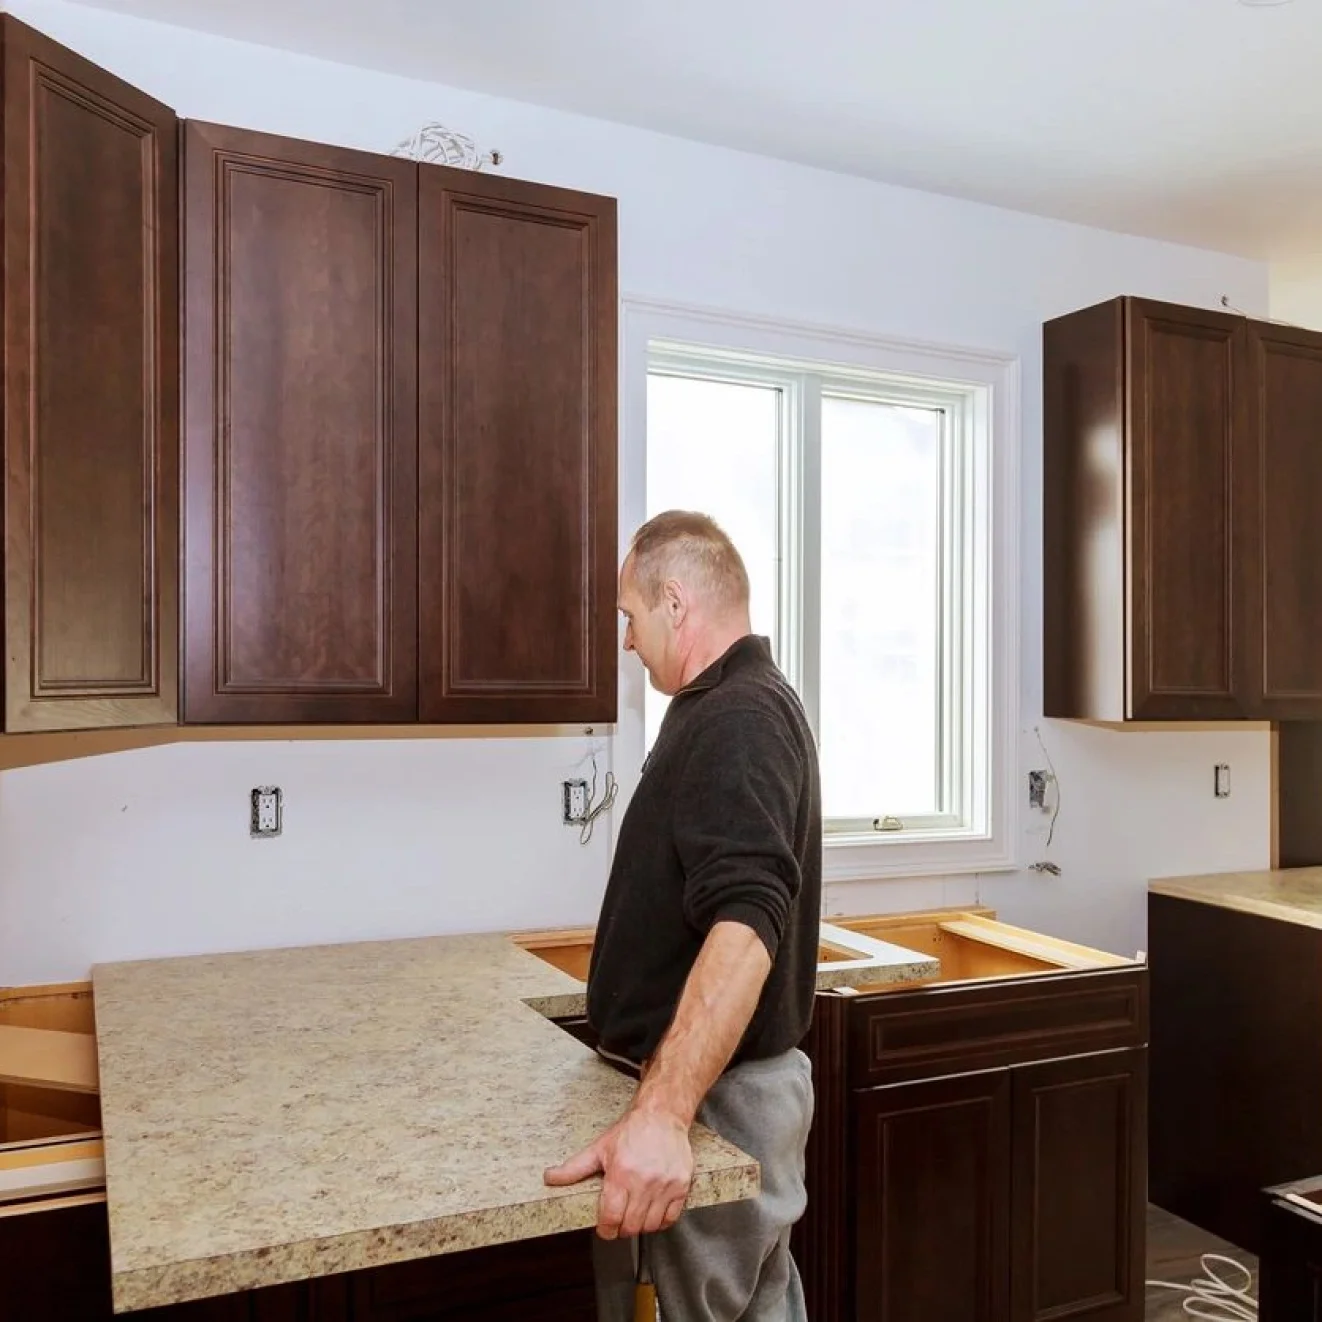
823 829 1016 882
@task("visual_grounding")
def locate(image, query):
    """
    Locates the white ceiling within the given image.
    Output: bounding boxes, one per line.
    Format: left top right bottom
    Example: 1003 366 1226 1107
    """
76 0 1322 261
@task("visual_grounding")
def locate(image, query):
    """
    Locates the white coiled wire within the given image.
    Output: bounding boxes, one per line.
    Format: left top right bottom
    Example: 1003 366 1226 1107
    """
1146 1253 1257 1319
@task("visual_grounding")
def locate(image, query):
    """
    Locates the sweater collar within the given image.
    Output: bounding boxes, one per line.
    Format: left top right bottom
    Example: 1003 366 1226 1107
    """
677 634 773 695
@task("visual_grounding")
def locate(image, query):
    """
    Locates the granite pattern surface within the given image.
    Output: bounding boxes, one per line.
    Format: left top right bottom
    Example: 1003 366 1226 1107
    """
1149 867 1322 930
93 934 757 1311
92 927 935 1312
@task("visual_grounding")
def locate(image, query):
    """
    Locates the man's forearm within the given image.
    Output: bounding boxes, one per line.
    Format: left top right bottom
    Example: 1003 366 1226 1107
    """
631 920 772 1127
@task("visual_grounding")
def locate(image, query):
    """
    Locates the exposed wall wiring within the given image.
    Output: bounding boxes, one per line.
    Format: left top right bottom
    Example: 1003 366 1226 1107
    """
1146 1252 1256 1319
573 729 619 846
1028 724 1062 875
1219 293 1303 330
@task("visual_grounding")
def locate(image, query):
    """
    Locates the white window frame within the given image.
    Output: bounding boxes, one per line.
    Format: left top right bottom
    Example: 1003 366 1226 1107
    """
619 297 1021 883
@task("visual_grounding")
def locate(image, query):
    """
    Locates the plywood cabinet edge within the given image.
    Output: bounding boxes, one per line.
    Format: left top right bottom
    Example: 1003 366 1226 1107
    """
1043 296 1127 722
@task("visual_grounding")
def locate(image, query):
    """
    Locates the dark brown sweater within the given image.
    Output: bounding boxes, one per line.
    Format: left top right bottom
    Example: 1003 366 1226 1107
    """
586 635 822 1067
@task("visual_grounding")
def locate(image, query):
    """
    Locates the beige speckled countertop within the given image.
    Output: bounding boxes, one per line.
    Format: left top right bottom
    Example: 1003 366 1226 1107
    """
93 924 935 1312
1149 867 1322 929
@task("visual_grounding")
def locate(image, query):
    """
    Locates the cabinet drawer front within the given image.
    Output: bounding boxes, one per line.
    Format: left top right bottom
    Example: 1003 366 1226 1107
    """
849 970 1148 1087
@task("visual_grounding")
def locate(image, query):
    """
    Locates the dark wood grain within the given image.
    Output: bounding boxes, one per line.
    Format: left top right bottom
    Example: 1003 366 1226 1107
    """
2 15 179 732
1247 323 1322 716
182 121 418 723
1009 1048 1146 1322
417 166 617 724
1126 299 1246 718
1149 891 1322 1254
855 1069 1012 1322
1043 295 1253 721
793 993 850 1322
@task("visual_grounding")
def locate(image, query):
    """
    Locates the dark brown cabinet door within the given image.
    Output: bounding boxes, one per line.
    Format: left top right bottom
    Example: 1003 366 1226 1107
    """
182 122 418 723
1124 299 1249 720
2 16 179 732
1009 1048 1146 1322
347 1230 595 1320
855 1070 1012 1322
417 168 617 724
1245 323 1322 718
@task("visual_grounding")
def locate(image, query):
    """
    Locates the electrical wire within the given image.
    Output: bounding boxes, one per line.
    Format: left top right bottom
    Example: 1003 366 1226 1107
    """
1145 1253 1257 1320
573 731 619 846
1027 724 1062 874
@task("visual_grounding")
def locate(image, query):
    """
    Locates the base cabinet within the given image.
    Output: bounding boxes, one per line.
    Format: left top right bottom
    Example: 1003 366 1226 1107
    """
0 1198 594 1321
795 910 1150 1322
1148 890 1322 1255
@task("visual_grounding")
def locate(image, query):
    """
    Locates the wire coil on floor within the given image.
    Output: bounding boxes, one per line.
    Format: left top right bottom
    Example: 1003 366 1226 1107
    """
1146 1252 1257 1319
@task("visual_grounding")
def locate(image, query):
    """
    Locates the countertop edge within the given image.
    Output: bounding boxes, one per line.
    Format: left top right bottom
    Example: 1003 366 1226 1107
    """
109 1158 761 1312
1149 879 1322 932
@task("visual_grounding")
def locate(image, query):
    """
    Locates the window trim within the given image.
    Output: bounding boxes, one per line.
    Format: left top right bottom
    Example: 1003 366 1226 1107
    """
619 297 1021 883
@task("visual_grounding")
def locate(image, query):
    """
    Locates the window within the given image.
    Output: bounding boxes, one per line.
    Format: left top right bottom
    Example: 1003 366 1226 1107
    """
630 308 1017 882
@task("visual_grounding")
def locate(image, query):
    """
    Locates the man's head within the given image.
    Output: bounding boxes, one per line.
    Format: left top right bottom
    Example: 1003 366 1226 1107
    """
618 510 752 695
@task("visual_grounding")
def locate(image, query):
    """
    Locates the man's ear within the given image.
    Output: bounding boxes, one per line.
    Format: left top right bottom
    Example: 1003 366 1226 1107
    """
662 578 688 627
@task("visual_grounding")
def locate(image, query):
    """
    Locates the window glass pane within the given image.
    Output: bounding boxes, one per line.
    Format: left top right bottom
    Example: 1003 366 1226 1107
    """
820 396 942 819
644 372 781 747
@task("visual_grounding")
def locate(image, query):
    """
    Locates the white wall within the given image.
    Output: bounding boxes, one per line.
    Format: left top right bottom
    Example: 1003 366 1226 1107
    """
1271 256 1322 332
0 0 1273 983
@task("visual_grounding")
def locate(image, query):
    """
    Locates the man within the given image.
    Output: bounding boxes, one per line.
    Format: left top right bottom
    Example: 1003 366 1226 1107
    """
544 510 822 1321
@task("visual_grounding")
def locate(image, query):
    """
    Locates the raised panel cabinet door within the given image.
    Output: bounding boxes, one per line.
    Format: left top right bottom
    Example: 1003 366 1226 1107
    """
1009 1048 1147 1322
1245 323 1322 717
418 168 617 724
183 122 418 723
1125 299 1249 719
854 1070 1012 1322
2 16 179 732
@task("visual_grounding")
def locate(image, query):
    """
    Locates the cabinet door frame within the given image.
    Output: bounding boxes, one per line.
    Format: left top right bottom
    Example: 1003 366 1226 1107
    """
1009 1046 1147 1322
1124 297 1251 720
182 121 419 724
416 166 617 725
1241 320 1322 719
2 16 179 732
853 1067 1013 1322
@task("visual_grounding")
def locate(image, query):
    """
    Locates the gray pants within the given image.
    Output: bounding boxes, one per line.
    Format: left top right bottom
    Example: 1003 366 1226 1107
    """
592 1047 814 1322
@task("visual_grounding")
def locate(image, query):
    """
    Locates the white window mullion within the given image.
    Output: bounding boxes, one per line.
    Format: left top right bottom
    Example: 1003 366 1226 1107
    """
798 374 823 742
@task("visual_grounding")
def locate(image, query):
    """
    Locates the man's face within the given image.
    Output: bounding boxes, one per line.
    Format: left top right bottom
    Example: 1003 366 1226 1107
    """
618 557 681 695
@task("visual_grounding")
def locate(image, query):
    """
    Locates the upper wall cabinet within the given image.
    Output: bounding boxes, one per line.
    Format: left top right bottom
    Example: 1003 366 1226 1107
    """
1044 294 1322 722
2 17 179 733
417 169 617 724
182 125 619 726
182 122 419 724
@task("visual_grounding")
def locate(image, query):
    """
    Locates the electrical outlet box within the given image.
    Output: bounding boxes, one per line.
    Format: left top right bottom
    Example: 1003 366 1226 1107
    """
250 786 282 837
1214 763 1231 798
562 779 588 824
1028 769 1050 810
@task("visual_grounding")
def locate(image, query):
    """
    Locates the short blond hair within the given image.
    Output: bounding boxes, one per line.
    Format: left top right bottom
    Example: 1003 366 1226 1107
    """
628 511 750 614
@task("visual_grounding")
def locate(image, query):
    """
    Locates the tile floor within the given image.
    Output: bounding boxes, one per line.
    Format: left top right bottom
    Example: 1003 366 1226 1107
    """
1145 1203 1259 1319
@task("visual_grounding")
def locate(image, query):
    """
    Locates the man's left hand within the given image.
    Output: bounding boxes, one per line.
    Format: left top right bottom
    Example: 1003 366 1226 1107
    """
543 1107 694 1239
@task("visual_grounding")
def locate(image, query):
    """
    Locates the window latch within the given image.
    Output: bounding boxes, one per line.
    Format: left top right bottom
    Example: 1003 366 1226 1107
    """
872 815 904 832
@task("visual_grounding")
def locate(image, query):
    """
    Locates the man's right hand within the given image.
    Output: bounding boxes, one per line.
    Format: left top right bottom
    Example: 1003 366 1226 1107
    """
543 1106 693 1239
